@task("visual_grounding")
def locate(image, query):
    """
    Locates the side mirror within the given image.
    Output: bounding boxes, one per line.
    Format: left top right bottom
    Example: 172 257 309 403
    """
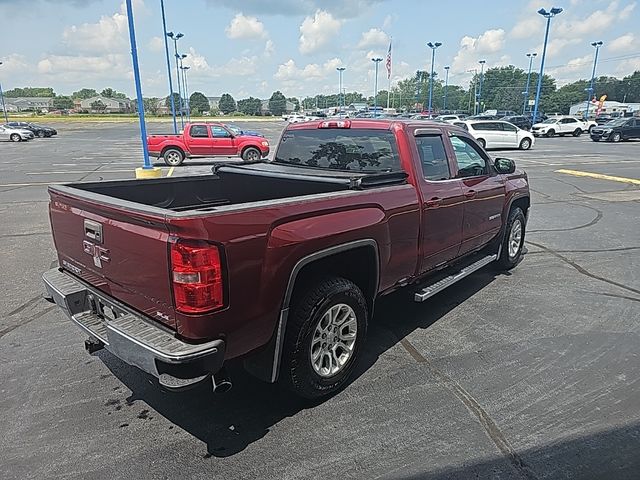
494 157 516 174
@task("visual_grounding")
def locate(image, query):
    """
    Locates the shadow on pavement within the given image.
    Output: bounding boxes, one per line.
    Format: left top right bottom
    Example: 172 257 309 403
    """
101 269 499 458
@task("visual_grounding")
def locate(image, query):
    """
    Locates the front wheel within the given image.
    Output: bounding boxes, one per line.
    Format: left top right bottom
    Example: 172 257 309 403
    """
241 147 261 162
163 148 184 166
37 131 46 138
280 277 368 400
477 138 486 149
573 128 582 137
519 138 532 150
591 138 600 142
546 129 555 138
10 134 21 142
611 132 622 142
496 207 526 270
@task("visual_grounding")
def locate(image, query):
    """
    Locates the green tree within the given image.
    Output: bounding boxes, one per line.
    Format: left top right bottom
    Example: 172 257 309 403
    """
52 96 74 109
268 90 287 115
237 97 262 115
90 100 107 113
165 92 181 110
218 93 236 114
189 92 210 114
72 88 98 99
100 88 127 99
287 97 300 112
4 87 55 97
143 97 160 115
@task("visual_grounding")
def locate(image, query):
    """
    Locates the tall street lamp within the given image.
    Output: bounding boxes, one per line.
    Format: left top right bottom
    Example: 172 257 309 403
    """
166 31 184 128
160 0 177 133
478 60 486 113
532 7 563 124
443 66 450 111
336 66 345 113
426 42 442 116
584 41 603 119
371 57 383 117
467 69 478 114
177 53 188 121
181 64 191 121
522 52 537 114
0 61 8 123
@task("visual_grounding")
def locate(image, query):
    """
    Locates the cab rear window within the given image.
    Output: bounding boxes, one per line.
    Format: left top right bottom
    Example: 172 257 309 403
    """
275 129 401 172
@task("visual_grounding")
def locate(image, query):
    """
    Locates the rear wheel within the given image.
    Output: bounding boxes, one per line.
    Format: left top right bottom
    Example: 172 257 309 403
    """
37 131 46 138
546 129 555 138
163 148 184 166
477 138 486 149
241 147 261 162
519 138 532 150
591 138 600 142
496 207 526 270
611 132 622 142
280 276 368 400
572 128 582 137
10 134 21 142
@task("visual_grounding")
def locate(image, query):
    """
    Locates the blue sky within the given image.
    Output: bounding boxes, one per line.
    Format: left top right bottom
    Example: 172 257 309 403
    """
1 0 639 99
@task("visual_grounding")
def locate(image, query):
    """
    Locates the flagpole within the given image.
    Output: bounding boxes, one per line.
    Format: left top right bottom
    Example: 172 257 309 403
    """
386 37 392 109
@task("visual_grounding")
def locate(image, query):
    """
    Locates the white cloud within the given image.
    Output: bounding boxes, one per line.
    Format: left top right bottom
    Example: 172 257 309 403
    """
148 36 164 53
299 10 342 54
0 54 30 74
275 58 344 82
225 13 268 40
264 39 275 57
382 14 396 29
36 54 130 81
510 17 542 40
534 37 582 59
357 28 389 49
182 47 259 77
609 33 636 52
62 1 133 54
451 29 505 75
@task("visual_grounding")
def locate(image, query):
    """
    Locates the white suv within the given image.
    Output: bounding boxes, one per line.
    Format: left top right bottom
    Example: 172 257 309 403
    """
531 116 597 137
454 120 535 150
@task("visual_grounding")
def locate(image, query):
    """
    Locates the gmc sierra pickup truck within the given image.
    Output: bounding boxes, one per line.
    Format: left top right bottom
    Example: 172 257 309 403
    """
43 119 530 399
147 122 270 166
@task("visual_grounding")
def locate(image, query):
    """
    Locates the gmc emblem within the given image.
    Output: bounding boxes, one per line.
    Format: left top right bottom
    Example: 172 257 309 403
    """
83 240 110 268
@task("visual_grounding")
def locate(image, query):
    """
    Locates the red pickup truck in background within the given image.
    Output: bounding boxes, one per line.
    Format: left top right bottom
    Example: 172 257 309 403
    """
44 119 530 399
147 122 270 166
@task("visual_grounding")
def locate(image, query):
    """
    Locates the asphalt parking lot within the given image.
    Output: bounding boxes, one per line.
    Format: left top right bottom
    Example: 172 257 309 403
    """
1 121 639 480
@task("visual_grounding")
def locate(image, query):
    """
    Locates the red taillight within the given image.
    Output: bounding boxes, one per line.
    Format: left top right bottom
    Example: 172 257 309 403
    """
170 240 224 314
318 120 351 129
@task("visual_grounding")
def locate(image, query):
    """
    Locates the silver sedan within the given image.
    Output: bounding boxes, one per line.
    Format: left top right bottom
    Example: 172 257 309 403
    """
0 124 35 141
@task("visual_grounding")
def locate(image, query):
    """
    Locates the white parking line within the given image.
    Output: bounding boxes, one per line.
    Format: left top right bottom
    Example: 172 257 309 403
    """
26 169 135 175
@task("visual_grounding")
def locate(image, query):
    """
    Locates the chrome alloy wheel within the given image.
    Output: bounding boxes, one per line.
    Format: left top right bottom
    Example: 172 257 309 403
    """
310 303 358 378
165 151 182 165
508 219 523 258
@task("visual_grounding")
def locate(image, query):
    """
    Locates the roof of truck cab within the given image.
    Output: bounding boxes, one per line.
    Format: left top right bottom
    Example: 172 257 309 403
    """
284 118 453 131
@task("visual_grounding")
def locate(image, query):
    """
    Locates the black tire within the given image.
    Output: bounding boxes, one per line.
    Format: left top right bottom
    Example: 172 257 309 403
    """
496 207 526 270
37 131 46 138
280 276 368 400
163 148 184 166
10 134 21 142
546 129 555 137
477 138 486 149
611 132 622 142
519 138 532 150
591 138 600 142
241 147 261 162
572 128 582 137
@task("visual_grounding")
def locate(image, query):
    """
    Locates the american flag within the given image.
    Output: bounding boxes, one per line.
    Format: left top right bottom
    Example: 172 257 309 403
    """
385 39 392 79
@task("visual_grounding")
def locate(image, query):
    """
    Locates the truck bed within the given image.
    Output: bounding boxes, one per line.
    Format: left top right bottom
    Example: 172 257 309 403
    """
61 162 408 214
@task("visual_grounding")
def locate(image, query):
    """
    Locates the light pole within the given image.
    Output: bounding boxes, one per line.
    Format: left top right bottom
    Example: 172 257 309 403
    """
478 60 486 114
0 61 8 123
467 69 477 114
181 64 191 121
532 7 563 124
160 0 177 133
336 66 345 114
167 31 184 128
124 0 157 176
584 41 603 120
426 42 442 116
522 53 537 114
371 57 383 116
443 66 450 111
177 53 188 121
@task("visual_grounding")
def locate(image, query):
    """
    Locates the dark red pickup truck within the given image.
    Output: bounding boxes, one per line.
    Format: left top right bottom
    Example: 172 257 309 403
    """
147 122 270 166
43 119 530 399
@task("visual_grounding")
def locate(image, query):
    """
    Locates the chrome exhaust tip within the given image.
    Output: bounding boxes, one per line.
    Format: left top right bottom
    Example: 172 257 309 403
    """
212 368 232 394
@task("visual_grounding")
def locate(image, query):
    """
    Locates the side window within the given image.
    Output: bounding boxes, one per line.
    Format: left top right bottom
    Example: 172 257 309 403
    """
502 122 517 132
415 135 451 181
450 136 488 178
211 126 231 138
189 125 209 138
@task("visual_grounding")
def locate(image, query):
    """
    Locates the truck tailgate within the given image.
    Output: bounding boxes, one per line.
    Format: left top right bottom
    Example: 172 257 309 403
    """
48 187 177 330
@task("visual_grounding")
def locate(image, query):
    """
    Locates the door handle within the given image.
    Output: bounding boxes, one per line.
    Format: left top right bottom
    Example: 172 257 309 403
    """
464 190 477 198
425 197 442 207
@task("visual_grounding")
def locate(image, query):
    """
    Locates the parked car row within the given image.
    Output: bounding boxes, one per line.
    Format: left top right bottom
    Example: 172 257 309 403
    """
0 122 57 142
453 120 535 150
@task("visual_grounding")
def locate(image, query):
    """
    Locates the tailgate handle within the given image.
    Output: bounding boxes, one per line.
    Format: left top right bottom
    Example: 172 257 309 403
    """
84 220 103 243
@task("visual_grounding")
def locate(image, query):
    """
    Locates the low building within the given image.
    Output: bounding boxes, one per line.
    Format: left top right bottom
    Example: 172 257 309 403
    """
569 100 639 117
260 99 296 115
207 96 221 111
79 95 133 113
4 97 54 112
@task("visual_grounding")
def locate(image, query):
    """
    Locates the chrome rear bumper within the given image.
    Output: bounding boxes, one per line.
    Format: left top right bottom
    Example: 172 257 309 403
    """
42 268 225 390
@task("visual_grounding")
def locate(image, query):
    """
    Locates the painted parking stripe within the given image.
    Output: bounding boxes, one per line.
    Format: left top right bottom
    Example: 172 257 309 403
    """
555 169 640 185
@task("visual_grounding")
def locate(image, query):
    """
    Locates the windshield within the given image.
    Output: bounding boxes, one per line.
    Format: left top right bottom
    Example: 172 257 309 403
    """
605 118 628 127
541 119 558 124
226 125 242 135
275 128 401 173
